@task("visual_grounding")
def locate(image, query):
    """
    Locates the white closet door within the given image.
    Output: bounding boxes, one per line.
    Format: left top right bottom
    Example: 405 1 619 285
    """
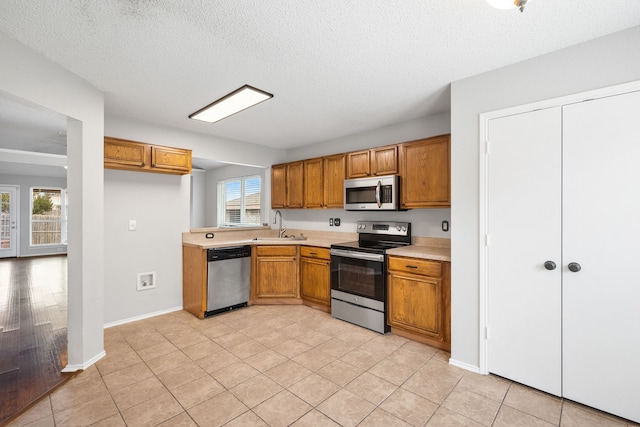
486 107 563 396
563 90 640 422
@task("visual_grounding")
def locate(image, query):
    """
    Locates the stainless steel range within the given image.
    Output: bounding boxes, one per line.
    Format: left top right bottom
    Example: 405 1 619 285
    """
330 220 411 333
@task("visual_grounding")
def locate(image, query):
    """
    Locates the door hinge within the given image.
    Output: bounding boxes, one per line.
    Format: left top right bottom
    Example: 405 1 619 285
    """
485 140 490 154
485 326 490 339
485 234 490 247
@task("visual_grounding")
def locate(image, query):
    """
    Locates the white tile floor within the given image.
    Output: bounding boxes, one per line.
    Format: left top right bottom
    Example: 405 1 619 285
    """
9 304 639 426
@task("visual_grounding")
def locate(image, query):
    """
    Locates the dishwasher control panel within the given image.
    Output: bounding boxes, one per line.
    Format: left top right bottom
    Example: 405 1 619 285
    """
207 245 252 261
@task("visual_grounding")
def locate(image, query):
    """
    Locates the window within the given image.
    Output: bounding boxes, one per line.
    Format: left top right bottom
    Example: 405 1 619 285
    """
31 187 68 246
217 176 261 227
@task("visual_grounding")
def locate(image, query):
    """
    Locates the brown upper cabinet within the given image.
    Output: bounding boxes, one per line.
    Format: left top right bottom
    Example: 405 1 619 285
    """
271 161 304 209
346 145 398 179
104 136 192 175
303 154 345 209
399 135 450 208
323 154 346 208
303 157 324 208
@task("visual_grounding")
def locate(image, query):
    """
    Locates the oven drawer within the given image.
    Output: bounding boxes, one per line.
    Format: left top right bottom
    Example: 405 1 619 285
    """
388 256 442 277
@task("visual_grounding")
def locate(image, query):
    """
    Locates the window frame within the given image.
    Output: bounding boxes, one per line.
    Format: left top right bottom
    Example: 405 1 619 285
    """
29 186 68 247
216 175 262 228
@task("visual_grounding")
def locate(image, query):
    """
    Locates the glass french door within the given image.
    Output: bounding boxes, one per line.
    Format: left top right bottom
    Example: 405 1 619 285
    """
0 186 18 258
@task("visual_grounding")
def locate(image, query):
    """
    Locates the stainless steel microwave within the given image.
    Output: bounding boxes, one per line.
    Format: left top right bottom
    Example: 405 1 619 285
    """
344 175 400 210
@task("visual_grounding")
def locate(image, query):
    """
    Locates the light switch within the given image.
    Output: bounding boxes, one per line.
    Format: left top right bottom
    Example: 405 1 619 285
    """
129 220 137 231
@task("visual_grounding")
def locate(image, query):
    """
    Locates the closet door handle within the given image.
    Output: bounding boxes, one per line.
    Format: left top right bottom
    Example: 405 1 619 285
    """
544 261 556 271
568 262 582 273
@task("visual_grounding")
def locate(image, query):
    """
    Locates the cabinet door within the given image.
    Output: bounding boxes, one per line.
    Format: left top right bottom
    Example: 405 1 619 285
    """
304 158 324 208
255 256 298 298
387 271 443 340
346 150 371 178
104 137 148 169
371 145 398 176
562 90 640 422
486 107 563 396
286 161 304 208
151 145 192 174
300 257 330 305
400 136 450 208
271 164 286 209
324 154 345 208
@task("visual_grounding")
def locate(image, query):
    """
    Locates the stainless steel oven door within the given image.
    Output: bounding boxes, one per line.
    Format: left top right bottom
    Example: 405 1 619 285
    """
330 249 385 302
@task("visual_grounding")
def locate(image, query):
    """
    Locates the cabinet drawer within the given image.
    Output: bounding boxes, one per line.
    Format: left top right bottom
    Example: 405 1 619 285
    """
300 246 330 260
255 245 297 257
388 256 442 277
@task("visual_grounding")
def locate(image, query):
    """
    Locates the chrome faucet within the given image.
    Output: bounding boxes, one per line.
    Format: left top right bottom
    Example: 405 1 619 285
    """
274 210 286 238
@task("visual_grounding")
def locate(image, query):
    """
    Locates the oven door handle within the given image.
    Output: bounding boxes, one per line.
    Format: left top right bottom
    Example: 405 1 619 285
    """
375 180 382 208
331 248 384 262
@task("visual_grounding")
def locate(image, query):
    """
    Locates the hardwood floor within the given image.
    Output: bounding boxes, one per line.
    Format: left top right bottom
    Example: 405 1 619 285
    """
0 255 70 424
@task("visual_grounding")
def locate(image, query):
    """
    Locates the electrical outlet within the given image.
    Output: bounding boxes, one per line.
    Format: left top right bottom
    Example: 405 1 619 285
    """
329 218 334 226
129 219 137 231
334 218 341 226
442 220 449 232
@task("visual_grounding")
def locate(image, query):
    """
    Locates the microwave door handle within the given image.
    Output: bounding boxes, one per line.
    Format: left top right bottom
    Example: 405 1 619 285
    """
376 180 382 208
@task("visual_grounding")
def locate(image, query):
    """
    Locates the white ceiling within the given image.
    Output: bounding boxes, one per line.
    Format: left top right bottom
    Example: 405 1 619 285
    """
0 0 639 160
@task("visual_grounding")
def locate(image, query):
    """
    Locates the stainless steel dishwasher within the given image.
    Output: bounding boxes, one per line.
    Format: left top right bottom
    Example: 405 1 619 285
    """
206 245 251 316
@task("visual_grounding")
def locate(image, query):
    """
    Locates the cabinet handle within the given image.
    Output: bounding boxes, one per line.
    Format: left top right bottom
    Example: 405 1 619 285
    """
544 261 556 271
406 265 418 269
152 163 156 167
141 162 146 166
568 262 582 273
310 252 317 256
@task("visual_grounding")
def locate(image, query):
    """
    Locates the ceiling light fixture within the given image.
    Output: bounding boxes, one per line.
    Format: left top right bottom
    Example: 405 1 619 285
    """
189 84 273 124
487 0 532 12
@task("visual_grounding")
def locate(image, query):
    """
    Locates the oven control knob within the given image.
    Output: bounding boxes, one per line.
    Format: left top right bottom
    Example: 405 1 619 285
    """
396 226 401 231
401 226 407 232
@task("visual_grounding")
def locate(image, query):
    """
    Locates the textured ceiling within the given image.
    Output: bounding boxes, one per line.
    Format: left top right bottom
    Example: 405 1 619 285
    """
1 0 640 152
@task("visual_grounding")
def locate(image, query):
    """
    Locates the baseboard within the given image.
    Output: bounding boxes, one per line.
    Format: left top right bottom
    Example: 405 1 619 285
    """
449 358 481 374
62 350 106 372
103 306 183 329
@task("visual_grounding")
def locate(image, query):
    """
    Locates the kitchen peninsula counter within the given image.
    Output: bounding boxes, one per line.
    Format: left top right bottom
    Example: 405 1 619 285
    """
182 228 451 260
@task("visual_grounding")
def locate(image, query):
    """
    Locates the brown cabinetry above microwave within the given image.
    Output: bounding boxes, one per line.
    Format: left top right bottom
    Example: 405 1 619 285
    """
271 134 450 210
104 137 192 175
346 145 398 179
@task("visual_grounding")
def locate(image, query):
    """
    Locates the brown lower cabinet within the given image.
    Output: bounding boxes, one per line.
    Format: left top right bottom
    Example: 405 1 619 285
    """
299 246 331 312
251 245 301 304
387 255 451 351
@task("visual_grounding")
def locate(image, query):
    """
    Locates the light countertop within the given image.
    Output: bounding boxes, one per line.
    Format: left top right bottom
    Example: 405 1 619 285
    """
183 229 450 261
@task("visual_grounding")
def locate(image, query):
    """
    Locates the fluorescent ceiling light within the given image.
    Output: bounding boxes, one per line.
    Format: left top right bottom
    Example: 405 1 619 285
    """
487 0 532 12
189 85 273 123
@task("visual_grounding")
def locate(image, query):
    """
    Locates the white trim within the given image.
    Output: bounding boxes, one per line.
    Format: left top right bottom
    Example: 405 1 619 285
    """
103 306 183 329
62 350 106 372
449 358 481 374
478 79 640 376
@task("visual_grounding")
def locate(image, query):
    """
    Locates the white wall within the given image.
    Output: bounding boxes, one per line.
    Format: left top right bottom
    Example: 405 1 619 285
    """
276 113 452 238
190 170 206 228
450 26 640 370
103 170 189 324
0 31 105 370
0 173 67 257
